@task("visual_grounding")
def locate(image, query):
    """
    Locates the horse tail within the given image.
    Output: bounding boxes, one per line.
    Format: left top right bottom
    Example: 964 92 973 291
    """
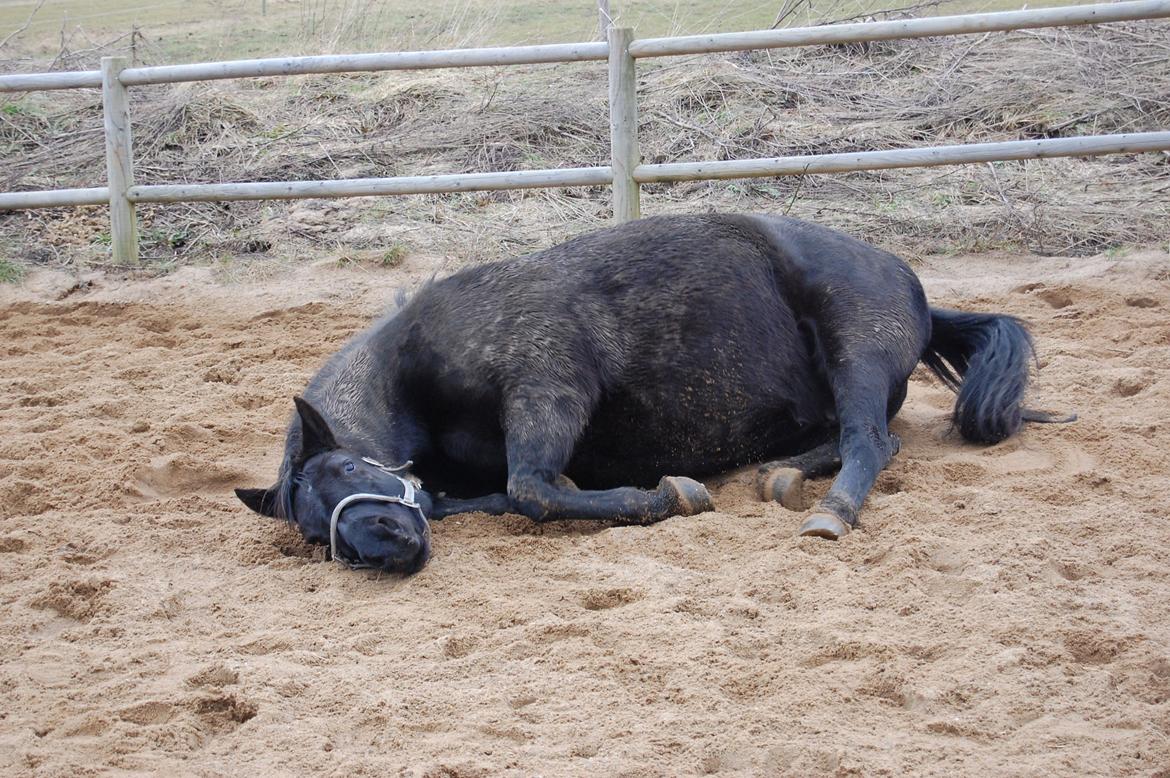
920 307 1034 444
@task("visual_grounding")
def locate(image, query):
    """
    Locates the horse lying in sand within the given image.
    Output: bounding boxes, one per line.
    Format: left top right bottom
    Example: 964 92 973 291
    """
236 213 1068 574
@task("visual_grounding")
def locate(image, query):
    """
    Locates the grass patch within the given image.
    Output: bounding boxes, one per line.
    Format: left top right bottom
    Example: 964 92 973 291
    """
0 257 26 283
381 244 408 267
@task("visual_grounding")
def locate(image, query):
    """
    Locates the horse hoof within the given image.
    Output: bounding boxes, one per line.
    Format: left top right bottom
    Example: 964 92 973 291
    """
554 474 580 491
659 476 714 516
759 466 804 510
797 512 852 540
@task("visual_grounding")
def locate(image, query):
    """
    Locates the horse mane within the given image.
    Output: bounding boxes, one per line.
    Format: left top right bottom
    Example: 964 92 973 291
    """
272 281 432 524
271 442 299 522
271 275 448 526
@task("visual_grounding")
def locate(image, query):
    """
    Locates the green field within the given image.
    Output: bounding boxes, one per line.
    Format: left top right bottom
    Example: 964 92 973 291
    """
1 0 1101 65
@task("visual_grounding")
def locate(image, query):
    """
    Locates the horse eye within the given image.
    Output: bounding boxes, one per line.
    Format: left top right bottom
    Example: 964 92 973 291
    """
343 461 356 473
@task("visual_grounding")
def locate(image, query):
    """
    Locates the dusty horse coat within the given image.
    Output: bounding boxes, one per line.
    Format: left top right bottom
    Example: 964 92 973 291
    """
237 213 1042 572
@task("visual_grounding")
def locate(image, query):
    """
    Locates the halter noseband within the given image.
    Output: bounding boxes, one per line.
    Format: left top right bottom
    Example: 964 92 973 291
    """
327 458 426 570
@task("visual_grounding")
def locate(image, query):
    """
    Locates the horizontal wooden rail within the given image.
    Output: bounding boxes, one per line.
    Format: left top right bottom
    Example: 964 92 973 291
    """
10 131 1165 212
118 41 610 86
127 166 614 204
0 187 110 209
0 70 102 92
629 0 1170 57
633 132 1170 182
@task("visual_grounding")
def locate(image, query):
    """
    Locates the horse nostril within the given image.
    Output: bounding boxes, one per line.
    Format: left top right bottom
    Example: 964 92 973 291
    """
374 518 418 549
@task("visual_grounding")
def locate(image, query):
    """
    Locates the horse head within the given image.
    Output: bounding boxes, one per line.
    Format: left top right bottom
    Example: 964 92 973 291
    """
235 397 432 574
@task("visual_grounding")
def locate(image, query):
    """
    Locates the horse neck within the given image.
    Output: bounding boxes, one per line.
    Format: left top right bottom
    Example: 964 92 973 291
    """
304 333 404 463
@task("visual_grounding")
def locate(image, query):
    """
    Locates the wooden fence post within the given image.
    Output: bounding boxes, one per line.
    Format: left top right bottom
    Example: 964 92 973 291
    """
607 26 640 223
101 56 138 264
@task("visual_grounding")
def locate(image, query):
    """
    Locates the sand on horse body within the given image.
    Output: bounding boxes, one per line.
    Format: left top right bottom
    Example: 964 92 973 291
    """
236 213 1069 573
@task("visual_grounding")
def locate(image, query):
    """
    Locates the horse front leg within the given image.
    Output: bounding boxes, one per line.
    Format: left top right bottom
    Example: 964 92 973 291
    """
428 476 606 521
428 493 514 520
502 387 713 524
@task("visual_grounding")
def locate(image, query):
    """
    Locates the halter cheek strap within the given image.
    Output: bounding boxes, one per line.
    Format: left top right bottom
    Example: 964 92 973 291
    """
328 463 426 569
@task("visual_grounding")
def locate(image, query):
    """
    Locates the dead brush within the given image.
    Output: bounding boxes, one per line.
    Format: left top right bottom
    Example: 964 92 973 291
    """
0 92 105 189
133 84 260 166
637 22 1170 256
352 79 460 135
399 86 607 172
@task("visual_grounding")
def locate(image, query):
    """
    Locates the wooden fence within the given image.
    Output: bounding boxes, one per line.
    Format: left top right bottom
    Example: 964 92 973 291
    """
1 0 1169 263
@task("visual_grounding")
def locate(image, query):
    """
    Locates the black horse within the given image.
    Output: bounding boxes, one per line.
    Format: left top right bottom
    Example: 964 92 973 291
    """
236 213 1060 574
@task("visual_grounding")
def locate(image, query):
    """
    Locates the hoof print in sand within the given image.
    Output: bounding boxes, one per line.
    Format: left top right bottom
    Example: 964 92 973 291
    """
186 665 240 689
1036 287 1075 309
441 635 480 659
202 363 242 385
0 535 28 553
192 694 258 734
0 478 54 516
133 453 247 499
579 587 642 611
118 700 176 725
30 579 115 621
1063 631 1134 666
1111 369 1153 398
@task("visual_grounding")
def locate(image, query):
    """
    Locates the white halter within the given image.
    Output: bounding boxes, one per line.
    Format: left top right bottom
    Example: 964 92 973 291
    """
327 458 426 569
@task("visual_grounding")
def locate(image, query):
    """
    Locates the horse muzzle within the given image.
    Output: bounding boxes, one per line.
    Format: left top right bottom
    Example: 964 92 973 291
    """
330 494 432 574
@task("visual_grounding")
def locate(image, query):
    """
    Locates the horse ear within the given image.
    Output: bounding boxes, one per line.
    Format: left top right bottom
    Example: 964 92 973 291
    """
235 486 279 517
293 395 338 461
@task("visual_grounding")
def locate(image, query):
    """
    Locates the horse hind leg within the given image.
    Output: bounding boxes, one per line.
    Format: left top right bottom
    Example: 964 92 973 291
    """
757 441 842 511
503 387 714 524
797 367 904 540
761 367 907 524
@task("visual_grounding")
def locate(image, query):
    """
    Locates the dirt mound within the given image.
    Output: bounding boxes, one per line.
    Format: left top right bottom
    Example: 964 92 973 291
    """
2 250 1170 775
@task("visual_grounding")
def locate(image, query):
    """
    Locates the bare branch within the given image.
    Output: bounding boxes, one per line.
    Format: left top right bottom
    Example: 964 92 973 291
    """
825 0 953 26
0 0 48 51
771 0 809 30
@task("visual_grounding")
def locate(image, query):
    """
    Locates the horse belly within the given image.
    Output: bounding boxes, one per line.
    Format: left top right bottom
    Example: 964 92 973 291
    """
570 367 829 489
569 268 831 487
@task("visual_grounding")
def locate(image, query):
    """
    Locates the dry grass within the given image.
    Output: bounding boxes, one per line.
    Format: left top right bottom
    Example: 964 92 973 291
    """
0 20 1168 273
3 0 1073 66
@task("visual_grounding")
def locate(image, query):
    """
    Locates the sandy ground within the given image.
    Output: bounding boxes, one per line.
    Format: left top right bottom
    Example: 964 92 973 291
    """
1 247 1169 777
